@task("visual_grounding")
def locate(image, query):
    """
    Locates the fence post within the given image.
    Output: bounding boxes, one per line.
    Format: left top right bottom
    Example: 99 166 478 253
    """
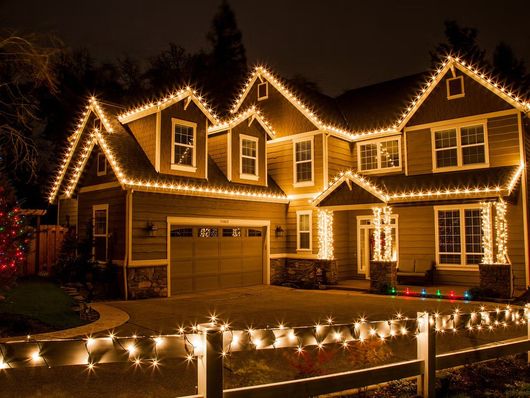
197 323 224 398
526 304 530 364
417 312 436 397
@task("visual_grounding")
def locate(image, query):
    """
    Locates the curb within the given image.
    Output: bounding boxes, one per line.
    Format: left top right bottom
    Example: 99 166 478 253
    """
0 303 130 342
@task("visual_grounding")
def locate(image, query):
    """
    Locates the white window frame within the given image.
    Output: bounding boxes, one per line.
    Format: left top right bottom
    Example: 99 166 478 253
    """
239 134 259 181
296 210 312 251
357 136 402 174
92 204 109 262
431 121 489 173
171 118 197 172
257 81 268 101
293 136 314 187
446 76 465 100
434 204 488 270
96 152 107 176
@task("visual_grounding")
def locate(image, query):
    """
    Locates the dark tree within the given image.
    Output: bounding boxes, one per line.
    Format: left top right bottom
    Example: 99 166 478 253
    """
492 42 529 95
206 0 248 114
118 55 147 102
144 43 192 95
431 21 487 67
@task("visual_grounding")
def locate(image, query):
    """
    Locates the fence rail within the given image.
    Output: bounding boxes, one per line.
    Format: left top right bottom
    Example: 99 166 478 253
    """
0 305 528 397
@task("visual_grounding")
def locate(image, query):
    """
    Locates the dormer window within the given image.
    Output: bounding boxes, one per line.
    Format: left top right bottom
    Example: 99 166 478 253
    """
240 134 258 180
358 137 401 173
97 152 107 176
446 76 465 99
171 118 196 171
257 82 268 101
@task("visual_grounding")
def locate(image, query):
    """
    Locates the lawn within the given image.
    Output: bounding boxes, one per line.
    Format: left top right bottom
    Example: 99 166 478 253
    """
0 277 87 337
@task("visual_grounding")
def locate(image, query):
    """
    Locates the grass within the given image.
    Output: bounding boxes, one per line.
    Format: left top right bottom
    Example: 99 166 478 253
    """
0 277 87 332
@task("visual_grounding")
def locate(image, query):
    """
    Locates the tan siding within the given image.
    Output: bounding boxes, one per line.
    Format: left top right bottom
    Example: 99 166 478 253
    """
507 188 526 289
406 128 432 175
131 192 287 261
81 148 119 186
267 133 324 195
240 81 317 137
127 114 157 168
333 210 355 279
208 133 228 176
230 122 267 186
327 136 354 179
159 101 208 179
77 188 127 261
58 198 78 227
487 114 520 167
286 200 319 255
408 71 513 126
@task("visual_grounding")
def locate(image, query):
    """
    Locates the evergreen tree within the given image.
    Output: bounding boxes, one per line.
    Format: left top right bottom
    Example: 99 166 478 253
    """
206 0 248 114
431 20 487 67
492 42 529 95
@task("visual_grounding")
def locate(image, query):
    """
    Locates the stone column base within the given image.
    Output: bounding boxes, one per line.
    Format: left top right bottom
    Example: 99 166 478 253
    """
479 263 513 299
127 265 168 299
370 260 397 292
270 258 338 289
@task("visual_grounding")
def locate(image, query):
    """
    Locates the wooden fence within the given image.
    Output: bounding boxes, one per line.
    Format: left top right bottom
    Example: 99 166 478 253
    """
0 305 529 398
23 225 68 276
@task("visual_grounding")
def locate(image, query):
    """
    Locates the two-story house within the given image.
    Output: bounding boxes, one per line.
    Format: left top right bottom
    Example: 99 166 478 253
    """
50 55 530 299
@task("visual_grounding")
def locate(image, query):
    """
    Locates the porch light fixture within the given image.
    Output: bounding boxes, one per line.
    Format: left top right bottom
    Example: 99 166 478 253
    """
275 225 284 238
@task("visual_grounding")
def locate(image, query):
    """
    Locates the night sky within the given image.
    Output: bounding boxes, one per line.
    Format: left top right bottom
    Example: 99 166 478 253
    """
1 0 529 96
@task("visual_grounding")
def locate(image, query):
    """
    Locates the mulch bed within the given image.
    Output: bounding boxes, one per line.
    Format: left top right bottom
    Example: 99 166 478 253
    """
0 313 55 338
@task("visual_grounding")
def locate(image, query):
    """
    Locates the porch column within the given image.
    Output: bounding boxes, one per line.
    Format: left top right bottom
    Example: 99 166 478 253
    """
318 209 334 260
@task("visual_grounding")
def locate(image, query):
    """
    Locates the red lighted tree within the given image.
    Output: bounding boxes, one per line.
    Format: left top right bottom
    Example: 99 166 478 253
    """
0 186 30 285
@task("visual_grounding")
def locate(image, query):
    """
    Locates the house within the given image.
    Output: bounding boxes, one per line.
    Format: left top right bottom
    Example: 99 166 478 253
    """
50 55 530 299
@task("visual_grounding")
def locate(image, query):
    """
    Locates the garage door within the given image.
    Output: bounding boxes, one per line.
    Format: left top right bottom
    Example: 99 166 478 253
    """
169 225 264 294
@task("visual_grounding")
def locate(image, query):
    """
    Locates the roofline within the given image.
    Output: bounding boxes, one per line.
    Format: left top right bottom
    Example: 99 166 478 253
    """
312 163 525 207
208 106 277 138
117 88 219 124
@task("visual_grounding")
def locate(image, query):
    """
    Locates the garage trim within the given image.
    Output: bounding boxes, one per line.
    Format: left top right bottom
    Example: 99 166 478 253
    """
166 216 271 296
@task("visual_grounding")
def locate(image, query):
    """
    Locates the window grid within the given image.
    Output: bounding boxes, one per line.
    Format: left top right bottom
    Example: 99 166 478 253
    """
434 124 486 170
241 137 258 176
359 138 400 172
437 207 483 266
172 123 195 167
94 210 107 236
295 140 313 183
297 212 312 250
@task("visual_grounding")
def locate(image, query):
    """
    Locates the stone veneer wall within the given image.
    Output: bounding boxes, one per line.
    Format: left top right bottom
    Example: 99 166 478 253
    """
369 260 397 292
479 263 513 298
271 258 338 289
127 266 168 299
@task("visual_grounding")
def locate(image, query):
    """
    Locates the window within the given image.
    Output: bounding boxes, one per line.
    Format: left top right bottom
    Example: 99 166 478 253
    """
436 206 484 267
297 211 312 251
171 119 196 171
358 137 401 173
293 138 313 186
257 82 268 101
170 227 193 237
433 124 487 171
222 228 241 237
247 228 262 237
97 152 107 176
199 227 218 238
446 76 465 99
240 135 258 180
92 205 108 262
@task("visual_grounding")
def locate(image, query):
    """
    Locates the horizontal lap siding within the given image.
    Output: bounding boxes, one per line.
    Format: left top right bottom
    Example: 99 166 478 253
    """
394 206 435 268
327 136 354 180
208 133 228 176
127 114 157 167
406 129 432 175
131 192 287 261
58 198 78 228
507 189 526 289
487 115 520 167
77 188 126 261
267 134 324 196
333 210 354 279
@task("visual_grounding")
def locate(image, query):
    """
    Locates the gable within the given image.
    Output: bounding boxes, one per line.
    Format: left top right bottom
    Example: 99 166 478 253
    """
126 113 157 169
407 69 514 127
238 78 319 137
319 180 383 207
78 146 119 188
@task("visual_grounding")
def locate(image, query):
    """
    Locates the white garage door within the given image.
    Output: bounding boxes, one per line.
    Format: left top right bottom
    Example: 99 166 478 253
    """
170 225 265 294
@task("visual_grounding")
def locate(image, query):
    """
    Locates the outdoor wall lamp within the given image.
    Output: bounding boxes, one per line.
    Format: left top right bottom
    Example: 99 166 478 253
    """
146 221 158 237
275 225 284 238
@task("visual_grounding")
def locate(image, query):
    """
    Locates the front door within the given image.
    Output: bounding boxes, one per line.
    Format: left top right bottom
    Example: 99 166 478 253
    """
357 216 398 279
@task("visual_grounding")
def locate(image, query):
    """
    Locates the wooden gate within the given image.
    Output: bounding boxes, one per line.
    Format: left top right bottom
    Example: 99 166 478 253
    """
23 225 68 276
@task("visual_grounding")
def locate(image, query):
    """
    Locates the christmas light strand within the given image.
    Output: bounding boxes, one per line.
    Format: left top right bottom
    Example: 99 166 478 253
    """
481 202 494 264
208 106 276 137
317 209 334 260
495 199 509 264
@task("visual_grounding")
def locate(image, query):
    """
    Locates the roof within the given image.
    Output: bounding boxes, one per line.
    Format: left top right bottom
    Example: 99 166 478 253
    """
335 73 428 132
314 165 523 207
